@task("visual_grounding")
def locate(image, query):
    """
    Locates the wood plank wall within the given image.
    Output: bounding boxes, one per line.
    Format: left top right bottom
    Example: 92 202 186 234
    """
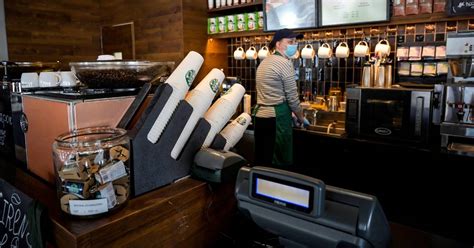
4 0 211 80
99 0 185 63
4 0 101 63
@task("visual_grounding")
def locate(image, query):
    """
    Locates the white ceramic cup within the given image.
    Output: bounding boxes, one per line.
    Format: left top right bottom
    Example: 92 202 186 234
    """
258 46 270 60
21 72 39 88
39 72 61 88
208 0 214 9
227 0 232 6
234 47 246 60
335 42 350 58
216 0 221 8
301 44 315 59
233 0 239 5
354 41 370 57
59 71 77 87
317 43 332 59
375 39 391 57
221 0 226 7
246 46 257 60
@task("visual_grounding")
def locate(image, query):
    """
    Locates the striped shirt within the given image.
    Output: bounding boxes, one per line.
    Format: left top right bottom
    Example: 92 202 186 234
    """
255 53 302 118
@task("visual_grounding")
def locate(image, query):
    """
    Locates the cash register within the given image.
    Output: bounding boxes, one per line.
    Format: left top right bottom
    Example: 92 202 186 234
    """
235 166 391 248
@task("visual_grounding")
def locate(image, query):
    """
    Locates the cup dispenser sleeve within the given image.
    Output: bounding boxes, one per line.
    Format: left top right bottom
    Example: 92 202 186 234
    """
128 83 212 196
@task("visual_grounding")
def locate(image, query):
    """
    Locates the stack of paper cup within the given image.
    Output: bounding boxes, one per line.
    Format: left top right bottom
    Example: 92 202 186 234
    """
202 83 246 147
147 51 204 143
170 68 225 159
220 113 251 151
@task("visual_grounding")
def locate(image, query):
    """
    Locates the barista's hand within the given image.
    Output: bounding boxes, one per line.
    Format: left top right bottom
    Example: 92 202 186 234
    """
303 118 310 128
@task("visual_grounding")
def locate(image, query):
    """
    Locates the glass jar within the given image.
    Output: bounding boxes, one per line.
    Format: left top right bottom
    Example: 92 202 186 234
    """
52 127 130 217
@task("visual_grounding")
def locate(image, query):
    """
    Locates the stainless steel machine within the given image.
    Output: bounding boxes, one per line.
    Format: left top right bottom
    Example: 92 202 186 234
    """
436 32 474 155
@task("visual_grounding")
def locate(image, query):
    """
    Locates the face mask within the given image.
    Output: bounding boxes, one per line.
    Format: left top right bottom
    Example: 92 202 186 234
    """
284 44 298 57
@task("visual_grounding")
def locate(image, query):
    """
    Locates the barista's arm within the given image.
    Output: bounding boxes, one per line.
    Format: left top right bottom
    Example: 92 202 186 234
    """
282 72 304 122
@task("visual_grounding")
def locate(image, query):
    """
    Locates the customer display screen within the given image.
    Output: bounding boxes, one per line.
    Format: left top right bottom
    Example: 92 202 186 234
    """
252 173 314 213
319 0 389 27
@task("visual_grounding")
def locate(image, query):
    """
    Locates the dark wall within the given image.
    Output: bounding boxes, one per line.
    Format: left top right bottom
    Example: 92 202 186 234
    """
4 0 210 77
5 0 101 62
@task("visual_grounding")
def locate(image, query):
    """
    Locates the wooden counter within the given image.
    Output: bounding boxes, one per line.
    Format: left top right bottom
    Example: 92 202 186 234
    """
2 155 472 247
8 163 236 248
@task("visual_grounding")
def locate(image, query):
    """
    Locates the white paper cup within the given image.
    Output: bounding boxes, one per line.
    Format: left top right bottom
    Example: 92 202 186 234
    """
147 51 204 143
171 68 225 159
203 83 246 147
220 112 252 151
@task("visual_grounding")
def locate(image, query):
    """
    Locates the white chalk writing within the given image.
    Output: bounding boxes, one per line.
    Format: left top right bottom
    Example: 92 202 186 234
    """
0 130 5 146
457 1 474 9
0 114 12 126
0 192 32 248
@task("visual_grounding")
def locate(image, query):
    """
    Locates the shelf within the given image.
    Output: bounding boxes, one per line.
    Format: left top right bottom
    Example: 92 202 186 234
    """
208 0 262 14
208 29 267 39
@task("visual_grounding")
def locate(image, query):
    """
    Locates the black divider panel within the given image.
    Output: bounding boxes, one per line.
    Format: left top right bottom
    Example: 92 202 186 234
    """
130 84 211 196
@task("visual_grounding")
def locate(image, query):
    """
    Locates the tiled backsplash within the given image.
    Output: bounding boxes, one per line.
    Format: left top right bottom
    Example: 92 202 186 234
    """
226 19 474 103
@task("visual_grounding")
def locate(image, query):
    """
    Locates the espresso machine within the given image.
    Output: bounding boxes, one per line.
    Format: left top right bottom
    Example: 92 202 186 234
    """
436 32 474 155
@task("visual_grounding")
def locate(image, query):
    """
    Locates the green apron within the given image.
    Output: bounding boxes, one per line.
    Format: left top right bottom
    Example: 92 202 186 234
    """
253 102 293 166
272 102 293 166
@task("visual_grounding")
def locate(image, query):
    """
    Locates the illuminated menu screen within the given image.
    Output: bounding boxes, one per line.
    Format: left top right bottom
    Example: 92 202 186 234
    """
252 174 313 213
264 0 317 31
320 0 389 27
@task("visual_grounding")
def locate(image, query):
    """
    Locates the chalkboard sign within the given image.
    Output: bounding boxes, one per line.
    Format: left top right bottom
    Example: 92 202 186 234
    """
447 0 474 16
0 179 33 248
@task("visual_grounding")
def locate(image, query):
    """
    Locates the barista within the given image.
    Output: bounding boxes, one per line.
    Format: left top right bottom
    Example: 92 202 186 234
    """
253 28 308 168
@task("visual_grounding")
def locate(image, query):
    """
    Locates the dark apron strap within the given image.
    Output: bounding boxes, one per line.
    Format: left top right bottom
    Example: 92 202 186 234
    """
272 102 293 166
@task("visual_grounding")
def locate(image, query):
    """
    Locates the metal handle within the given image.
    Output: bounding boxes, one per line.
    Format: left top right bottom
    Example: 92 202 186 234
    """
470 59 474 78
20 113 28 133
414 97 424 136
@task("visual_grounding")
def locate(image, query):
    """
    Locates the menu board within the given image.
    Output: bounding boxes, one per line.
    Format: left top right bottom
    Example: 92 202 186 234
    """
319 0 389 27
447 0 474 16
264 0 317 31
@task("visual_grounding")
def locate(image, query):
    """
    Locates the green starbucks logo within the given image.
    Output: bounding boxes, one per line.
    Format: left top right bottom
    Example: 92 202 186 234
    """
236 116 247 126
209 79 219 93
185 70 196 87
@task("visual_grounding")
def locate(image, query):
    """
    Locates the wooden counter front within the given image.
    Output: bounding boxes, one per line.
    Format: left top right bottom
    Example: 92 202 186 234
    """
11 165 236 248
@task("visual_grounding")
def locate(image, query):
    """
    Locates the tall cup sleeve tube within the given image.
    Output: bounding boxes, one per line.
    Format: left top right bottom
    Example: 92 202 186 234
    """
170 68 225 159
202 83 246 147
220 112 251 151
147 51 204 143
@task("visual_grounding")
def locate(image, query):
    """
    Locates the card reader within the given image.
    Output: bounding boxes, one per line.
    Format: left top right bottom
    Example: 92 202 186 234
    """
192 148 247 183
